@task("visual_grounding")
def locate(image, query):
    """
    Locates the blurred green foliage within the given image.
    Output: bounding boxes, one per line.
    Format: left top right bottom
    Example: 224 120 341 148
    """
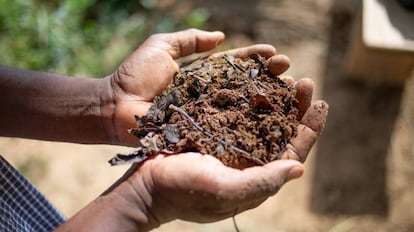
16 156 48 186
0 0 209 77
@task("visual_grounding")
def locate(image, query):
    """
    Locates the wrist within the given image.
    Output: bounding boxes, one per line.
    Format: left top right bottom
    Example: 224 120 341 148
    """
56 169 161 232
99 74 144 147
98 76 118 145
111 167 163 231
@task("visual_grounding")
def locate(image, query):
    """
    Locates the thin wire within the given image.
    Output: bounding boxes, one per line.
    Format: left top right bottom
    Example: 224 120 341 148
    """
233 208 241 232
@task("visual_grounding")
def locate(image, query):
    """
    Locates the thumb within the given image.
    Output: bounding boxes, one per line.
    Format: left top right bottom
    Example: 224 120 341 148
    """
221 160 304 200
262 159 304 184
143 29 225 59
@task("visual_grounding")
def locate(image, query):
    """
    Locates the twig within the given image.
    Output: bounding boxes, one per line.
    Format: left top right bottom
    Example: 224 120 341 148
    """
225 55 269 100
194 75 208 83
168 104 265 166
224 55 245 73
251 82 261 95
168 104 213 138
257 81 270 91
233 208 241 232
231 146 265 165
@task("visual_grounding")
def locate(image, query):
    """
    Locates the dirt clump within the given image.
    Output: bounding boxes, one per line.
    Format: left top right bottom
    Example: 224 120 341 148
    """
111 54 300 169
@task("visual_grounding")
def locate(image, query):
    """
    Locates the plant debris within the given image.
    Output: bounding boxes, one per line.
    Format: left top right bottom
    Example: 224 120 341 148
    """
109 54 300 169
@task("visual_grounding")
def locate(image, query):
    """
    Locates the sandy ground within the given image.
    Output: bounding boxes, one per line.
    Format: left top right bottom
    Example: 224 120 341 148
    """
2 0 414 231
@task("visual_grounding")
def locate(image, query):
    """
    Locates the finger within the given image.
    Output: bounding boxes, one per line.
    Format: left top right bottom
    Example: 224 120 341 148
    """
279 75 295 86
301 100 329 132
146 29 225 59
281 100 329 162
268 54 290 75
213 44 277 59
217 160 303 202
294 78 314 120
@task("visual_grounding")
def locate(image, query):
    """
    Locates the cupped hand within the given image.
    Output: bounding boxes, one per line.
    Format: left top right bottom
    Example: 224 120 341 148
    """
107 28 292 146
105 28 328 229
60 76 327 232
121 80 328 228
56 29 328 232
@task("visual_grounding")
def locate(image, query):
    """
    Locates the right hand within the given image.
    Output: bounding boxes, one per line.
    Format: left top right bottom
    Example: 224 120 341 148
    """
114 77 328 229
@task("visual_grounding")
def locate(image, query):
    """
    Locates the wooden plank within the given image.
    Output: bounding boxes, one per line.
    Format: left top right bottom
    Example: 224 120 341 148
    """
363 0 414 52
343 0 414 86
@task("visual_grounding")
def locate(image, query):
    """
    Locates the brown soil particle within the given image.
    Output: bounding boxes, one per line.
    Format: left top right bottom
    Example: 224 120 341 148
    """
113 54 300 169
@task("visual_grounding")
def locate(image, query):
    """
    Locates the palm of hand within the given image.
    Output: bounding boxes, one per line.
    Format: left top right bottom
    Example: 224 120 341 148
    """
109 40 180 145
106 29 298 146
136 92 327 223
109 30 225 145
104 27 328 225
138 152 290 223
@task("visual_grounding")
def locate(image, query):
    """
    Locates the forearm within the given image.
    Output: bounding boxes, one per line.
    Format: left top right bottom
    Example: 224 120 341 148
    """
0 65 115 144
55 172 161 232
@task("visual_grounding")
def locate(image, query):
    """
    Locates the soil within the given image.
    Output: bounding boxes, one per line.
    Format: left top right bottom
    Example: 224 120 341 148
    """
2 1 414 231
118 55 299 169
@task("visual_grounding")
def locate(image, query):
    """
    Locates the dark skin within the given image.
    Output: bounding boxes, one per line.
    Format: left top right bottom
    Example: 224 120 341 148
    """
0 29 328 231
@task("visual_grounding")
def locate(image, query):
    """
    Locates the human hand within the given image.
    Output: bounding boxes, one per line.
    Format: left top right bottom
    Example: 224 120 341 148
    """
104 29 293 146
107 30 328 228
56 36 328 231
56 80 327 232
119 79 328 228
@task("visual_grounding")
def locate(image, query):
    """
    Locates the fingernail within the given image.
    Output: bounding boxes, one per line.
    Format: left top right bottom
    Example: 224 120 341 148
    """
287 165 303 181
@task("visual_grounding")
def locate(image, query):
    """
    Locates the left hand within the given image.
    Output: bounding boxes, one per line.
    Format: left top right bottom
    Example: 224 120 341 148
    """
104 28 291 146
